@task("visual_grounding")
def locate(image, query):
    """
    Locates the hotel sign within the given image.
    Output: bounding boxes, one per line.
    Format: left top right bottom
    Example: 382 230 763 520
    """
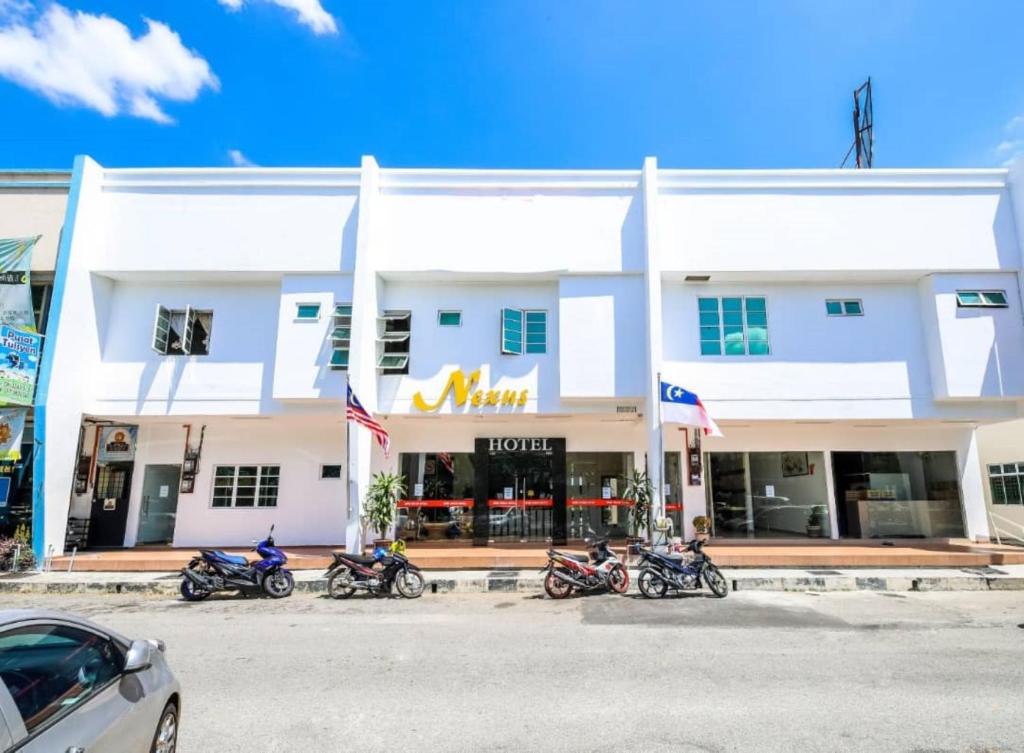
412 368 529 412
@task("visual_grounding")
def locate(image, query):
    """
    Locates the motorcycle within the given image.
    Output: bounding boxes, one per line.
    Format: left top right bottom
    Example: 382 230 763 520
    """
636 538 728 598
541 536 629 599
325 539 426 599
180 525 294 601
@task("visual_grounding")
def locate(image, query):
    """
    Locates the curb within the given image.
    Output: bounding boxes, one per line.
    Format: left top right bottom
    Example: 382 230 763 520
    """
2 573 1022 595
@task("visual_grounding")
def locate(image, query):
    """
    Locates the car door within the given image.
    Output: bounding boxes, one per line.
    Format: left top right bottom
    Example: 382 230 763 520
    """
0 622 147 753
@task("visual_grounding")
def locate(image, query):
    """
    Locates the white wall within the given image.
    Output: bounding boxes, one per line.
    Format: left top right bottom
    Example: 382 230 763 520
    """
272 274 354 401
919 273 1024 400
376 281 561 414
658 182 1020 273
92 280 280 415
558 275 647 400
976 419 1024 540
377 185 645 273
122 418 347 547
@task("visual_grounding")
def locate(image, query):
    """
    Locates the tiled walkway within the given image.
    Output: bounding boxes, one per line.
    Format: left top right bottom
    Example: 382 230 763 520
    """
47 539 1024 572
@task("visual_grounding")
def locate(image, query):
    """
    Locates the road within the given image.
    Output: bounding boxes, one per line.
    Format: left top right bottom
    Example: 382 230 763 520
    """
1 589 1022 753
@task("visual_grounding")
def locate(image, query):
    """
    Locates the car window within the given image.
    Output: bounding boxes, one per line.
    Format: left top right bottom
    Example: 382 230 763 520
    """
0 624 123 733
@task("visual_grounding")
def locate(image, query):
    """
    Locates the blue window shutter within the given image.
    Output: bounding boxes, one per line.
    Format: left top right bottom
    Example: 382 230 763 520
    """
501 308 523 354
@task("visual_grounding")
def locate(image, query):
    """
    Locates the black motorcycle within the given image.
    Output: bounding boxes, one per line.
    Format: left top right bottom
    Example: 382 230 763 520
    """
324 541 425 598
636 538 728 598
180 525 295 601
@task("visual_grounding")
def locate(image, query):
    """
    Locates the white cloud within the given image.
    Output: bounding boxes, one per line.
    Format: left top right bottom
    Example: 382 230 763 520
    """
228 149 257 167
996 139 1023 154
0 4 218 124
999 116 1024 166
218 0 338 35
1006 114 1024 133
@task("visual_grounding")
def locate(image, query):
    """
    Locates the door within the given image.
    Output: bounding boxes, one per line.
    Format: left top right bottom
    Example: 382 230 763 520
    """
137 465 182 545
486 449 554 543
88 464 134 548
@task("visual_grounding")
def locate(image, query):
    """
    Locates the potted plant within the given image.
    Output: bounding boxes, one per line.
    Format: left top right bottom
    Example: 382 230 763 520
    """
364 471 407 550
692 515 712 541
806 505 826 538
624 469 652 554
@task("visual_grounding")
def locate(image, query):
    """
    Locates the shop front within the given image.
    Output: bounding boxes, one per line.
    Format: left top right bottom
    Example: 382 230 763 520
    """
396 436 649 547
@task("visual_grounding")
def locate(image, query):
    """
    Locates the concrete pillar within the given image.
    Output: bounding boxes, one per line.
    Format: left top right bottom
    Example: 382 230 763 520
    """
640 157 665 538
960 427 990 541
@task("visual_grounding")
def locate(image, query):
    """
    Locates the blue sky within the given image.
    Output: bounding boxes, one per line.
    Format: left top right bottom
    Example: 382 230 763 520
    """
1 0 1023 170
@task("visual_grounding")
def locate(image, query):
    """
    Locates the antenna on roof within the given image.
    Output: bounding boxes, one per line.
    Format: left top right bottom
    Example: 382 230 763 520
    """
840 78 874 168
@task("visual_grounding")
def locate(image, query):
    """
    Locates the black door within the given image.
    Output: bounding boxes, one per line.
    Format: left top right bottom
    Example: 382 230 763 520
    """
87 463 134 548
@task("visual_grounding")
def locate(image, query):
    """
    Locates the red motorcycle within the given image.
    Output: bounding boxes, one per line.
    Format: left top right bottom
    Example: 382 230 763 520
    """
541 536 629 598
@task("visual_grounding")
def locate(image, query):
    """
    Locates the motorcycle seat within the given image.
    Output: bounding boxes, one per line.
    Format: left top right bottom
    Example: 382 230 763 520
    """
338 553 378 566
203 550 249 565
554 551 589 563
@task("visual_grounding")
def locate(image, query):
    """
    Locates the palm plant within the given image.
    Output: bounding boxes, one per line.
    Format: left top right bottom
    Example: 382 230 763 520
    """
363 471 407 540
624 469 653 538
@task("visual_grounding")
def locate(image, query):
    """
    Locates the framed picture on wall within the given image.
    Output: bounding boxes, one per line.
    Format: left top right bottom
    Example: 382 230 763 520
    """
781 452 810 477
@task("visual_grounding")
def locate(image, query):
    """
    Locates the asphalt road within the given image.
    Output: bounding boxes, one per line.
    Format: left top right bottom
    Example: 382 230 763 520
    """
2 589 1022 753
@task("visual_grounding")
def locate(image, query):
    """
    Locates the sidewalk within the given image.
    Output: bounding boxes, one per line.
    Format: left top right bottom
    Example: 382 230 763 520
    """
3 565 1023 595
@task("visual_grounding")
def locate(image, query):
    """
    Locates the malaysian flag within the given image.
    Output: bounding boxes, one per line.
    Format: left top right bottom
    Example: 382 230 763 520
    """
438 452 455 474
347 385 391 457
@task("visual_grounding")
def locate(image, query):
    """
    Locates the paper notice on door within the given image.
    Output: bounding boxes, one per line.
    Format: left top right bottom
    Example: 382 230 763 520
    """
159 485 169 498
602 486 612 500
504 487 513 500
414 483 424 497
664 484 671 497
765 484 775 497
103 498 116 510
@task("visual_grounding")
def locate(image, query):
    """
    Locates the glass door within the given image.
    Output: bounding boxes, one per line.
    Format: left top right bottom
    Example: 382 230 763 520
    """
487 450 553 543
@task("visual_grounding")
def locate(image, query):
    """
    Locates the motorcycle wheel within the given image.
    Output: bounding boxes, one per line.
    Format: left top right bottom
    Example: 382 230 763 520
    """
638 568 668 599
608 564 630 594
703 564 729 598
327 569 356 599
544 570 573 599
262 570 295 598
395 569 426 599
180 577 211 602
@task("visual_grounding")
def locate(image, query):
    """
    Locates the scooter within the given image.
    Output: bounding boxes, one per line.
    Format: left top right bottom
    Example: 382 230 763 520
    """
541 536 629 599
324 540 426 599
636 539 728 598
180 525 294 601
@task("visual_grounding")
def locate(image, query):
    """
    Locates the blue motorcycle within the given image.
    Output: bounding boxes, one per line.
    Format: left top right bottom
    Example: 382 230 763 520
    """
637 539 728 598
180 525 294 600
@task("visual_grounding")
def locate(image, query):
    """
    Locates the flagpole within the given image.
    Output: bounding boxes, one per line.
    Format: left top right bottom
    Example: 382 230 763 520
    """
656 370 664 547
345 375 353 547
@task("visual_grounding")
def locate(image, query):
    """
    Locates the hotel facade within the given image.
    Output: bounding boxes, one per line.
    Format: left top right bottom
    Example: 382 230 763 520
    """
32 156 1024 558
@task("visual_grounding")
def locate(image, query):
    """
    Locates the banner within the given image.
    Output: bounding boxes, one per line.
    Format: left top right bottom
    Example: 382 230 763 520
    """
0 326 42 407
0 237 39 332
98 426 138 463
0 408 26 462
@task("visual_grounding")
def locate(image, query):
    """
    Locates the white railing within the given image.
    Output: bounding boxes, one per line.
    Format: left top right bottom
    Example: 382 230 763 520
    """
987 509 1024 547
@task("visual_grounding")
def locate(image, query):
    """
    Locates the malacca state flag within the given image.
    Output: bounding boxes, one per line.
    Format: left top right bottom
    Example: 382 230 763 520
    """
660 381 724 438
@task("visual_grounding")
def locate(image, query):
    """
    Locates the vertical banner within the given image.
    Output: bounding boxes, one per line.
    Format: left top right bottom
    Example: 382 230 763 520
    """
0 326 42 406
0 408 26 462
0 237 39 332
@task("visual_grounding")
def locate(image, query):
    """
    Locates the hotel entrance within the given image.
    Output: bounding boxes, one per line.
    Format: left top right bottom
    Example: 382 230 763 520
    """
484 439 555 543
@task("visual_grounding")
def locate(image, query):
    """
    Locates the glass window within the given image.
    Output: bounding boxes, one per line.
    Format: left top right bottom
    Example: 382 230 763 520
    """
211 465 280 508
296 303 321 320
501 308 523 354
697 297 770 356
398 453 475 542
826 299 863 316
438 310 462 327
988 463 1024 505
664 452 684 538
567 453 634 540
825 300 843 316
831 452 964 538
0 624 122 733
501 308 547 355
708 452 830 539
330 302 352 371
956 290 1009 308
525 311 547 354
320 464 342 479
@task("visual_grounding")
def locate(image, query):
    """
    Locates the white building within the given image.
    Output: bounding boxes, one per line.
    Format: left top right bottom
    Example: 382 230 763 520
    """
33 156 1024 558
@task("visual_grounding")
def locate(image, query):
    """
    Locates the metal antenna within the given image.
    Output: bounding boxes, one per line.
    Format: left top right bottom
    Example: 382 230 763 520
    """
841 78 874 168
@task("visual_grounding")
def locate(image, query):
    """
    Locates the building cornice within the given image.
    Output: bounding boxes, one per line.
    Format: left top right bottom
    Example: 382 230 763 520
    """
101 167 362 190
658 168 1009 191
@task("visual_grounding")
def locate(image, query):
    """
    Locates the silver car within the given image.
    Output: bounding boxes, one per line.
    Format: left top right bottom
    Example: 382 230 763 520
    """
0 609 180 752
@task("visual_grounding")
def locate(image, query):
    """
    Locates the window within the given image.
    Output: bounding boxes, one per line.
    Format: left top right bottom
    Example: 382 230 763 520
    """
320 464 342 479
956 290 1008 308
988 463 1024 505
329 303 351 371
212 465 280 508
296 303 321 321
501 308 547 355
826 299 863 316
377 310 411 374
698 297 769 356
0 624 122 733
152 305 213 356
438 310 462 327
31 282 53 332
